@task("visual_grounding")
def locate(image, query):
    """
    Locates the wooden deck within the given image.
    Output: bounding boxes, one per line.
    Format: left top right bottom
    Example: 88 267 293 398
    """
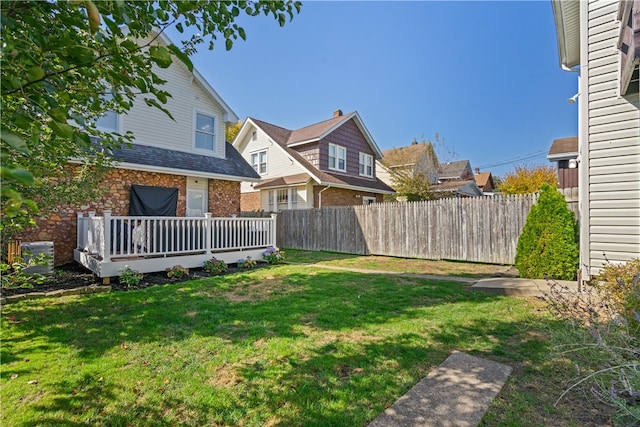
75 211 277 278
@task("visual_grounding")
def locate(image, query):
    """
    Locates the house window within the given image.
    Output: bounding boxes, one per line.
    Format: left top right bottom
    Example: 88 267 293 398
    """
195 112 215 151
329 143 346 172
359 153 374 177
363 196 377 205
96 92 119 132
251 150 267 174
268 188 298 211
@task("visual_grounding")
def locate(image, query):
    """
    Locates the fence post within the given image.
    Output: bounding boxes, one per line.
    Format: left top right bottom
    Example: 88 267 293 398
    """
271 213 278 248
77 212 84 250
102 210 112 263
204 213 212 252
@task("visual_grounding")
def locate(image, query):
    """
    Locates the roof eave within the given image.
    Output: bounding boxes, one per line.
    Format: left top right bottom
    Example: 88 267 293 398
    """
547 151 579 161
552 0 581 69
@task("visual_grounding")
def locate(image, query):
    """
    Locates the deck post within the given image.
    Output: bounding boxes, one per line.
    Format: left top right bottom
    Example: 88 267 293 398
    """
77 212 84 250
204 213 212 253
102 210 112 263
270 213 278 248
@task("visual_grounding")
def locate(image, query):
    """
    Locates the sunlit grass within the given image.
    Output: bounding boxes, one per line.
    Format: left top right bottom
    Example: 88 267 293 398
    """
285 248 514 278
1 265 609 426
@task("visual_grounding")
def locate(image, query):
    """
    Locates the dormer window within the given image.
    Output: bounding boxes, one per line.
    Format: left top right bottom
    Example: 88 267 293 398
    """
195 112 215 151
329 143 346 172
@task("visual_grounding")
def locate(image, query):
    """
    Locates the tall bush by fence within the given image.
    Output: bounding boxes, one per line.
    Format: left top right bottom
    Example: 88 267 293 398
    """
277 194 539 264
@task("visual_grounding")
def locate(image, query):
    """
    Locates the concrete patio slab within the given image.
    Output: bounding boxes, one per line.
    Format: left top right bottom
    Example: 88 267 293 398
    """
471 277 579 297
368 351 512 427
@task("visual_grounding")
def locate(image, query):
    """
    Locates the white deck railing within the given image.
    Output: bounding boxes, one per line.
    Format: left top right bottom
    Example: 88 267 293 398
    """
77 211 277 262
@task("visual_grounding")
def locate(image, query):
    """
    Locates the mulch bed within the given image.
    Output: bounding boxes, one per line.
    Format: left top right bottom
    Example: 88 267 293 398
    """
1 262 268 297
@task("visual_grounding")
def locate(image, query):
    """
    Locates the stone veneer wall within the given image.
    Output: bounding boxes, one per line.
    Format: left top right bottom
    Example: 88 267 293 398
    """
209 180 241 217
240 191 261 212
17 168 241 266
312 187 382 207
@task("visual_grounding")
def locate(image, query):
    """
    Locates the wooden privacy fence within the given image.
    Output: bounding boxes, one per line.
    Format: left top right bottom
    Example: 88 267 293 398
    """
277 194 539 265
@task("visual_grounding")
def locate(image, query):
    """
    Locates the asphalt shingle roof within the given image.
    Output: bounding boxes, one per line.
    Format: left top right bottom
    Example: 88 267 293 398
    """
109 142 260 180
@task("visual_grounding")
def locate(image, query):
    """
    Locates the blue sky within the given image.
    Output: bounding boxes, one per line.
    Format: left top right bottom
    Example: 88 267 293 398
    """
178 1 578 177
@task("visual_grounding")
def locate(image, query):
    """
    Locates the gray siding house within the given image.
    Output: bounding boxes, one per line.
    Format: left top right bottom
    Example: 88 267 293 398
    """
552 0 640 281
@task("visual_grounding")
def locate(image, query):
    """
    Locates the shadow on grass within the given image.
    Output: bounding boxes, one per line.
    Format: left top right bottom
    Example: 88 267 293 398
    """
1 266 561 425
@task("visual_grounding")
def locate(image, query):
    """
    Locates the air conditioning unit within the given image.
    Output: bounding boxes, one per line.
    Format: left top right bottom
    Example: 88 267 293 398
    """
20 241 54 275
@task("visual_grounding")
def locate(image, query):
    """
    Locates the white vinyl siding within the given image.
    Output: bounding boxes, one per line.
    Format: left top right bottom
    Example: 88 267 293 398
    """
122 40 228 158
584 0 640 275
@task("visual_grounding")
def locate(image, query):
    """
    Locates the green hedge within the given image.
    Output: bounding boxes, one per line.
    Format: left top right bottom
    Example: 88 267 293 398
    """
515 184 579 280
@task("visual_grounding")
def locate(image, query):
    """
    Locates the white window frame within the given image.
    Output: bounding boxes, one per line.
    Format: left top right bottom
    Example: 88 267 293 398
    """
328 143 346 172
95 92 120 133
250 149 268 175
193 110 216 152
267 188 299 211
186 188 207 217
359 152 374 177
363 196 377 205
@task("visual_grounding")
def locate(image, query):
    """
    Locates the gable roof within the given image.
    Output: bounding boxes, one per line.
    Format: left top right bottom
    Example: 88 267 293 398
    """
474 172 493 188
243 117 394 194
548 136 579 161
247 112 383 158
431 180 484 197
438 160 471 180
380 142 437 168
108 141 260 182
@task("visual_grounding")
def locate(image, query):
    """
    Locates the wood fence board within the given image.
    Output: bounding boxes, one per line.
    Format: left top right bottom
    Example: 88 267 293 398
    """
277 194 540 264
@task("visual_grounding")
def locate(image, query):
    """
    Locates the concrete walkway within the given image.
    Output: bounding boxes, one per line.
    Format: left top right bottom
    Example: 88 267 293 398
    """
303 262 578 426
368 352 512 427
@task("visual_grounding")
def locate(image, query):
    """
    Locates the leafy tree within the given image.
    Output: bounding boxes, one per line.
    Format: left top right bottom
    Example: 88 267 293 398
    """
0 0 301 239
498 164 557 194
515 184 579 280
226 120 243 142
384 135 446 202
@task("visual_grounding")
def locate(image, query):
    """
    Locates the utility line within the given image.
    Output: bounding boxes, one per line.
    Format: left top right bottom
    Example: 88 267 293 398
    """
476 150 547 169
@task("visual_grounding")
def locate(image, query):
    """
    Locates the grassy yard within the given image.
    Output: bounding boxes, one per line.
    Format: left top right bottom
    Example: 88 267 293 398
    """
1 264 612 426
285 249 516 278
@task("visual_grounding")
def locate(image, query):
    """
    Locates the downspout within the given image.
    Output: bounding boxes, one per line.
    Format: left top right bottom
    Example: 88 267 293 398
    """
578 0 589 286
317 185 331 209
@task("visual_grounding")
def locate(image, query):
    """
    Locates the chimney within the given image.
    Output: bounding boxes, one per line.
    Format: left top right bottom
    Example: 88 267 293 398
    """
333 109 343 118
475 168 480 175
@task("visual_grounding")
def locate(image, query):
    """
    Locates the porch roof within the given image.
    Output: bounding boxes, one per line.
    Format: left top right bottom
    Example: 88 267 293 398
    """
109 141 261 181
254 173 312 189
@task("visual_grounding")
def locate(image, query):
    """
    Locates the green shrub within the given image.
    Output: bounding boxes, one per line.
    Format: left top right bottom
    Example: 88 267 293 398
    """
118 266 143 287
166 265 188 278
515 184 579 280
203 257 228 274
0 253 48 289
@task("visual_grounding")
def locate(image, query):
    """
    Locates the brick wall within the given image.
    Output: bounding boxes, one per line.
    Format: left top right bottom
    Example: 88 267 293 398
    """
240 191 261 212
312 186 382 207
17 168 240 265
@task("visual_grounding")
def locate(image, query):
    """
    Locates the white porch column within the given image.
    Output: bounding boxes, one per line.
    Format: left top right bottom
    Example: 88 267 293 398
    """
204 213 212 252
76 212 84 250
270 213 278 248
102 210 112 263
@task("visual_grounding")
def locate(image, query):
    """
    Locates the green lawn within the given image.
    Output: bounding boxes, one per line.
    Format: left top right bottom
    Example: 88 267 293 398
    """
285 249 516 278
1 264 611 426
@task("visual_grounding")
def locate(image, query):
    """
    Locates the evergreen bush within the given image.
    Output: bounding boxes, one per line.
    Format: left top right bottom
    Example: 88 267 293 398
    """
515 184 579 280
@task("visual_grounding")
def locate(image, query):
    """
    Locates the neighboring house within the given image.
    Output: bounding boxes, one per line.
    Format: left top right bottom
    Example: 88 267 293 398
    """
473 168 496 194
431 159 483 197
547 136 579 191
233 110 394 211
17 31 260 266
378 142 483 198
552 0 640 281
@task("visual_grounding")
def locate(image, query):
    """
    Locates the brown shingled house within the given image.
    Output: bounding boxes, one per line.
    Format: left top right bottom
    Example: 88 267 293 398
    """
547 136 579 190
233 110 394 211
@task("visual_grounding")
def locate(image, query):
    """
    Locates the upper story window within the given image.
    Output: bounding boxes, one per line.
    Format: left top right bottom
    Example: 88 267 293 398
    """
359 152 373 177
328 143 346 172
195 112 215 151
251 149 267 174
96 92 119 133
